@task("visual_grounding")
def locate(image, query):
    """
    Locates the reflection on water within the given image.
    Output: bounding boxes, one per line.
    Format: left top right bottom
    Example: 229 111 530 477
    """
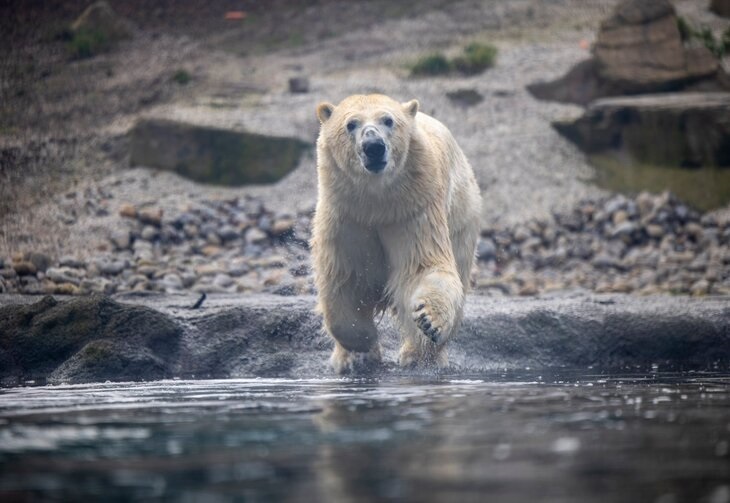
0 374 729 502
590 154 730 211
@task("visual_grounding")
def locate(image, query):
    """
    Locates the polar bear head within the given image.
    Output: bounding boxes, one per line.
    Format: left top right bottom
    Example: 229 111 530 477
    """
316 94 419 178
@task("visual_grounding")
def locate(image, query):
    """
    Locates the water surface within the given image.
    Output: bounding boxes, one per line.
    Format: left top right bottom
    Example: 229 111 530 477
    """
1 374 729 502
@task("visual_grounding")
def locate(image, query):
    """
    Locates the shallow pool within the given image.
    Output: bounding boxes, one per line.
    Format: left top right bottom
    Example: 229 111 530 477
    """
1 374 729 502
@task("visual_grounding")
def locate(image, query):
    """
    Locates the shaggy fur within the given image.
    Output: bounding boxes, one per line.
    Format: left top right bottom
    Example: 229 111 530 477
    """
311 94 481 373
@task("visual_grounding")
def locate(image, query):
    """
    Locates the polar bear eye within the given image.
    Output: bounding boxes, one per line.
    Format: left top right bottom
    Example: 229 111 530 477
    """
383 117 394 128
346 121 357 133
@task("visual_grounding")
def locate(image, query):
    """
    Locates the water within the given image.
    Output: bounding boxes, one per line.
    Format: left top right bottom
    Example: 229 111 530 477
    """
590 154 730 212
1 374 729 502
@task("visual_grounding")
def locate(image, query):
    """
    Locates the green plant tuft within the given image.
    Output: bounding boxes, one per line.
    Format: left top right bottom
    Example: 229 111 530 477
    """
172 69 191 85
410 53 452 76
67 28 111 60
452 43 497 75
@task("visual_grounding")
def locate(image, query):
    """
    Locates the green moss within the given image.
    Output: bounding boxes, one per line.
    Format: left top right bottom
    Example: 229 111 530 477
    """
410 43 497 77
67 28 111 59
172 69 191 85
410 53 452 76
452 43 497 75
676 16 729 57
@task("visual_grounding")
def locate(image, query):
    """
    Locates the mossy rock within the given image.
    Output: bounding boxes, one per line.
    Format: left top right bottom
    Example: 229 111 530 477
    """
130 118 310 186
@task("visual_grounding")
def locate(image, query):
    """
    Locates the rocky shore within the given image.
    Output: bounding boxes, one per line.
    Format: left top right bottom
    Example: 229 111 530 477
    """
1 190 728 298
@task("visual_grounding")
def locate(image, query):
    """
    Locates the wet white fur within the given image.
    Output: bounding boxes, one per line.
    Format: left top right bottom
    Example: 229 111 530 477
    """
311 94 482 373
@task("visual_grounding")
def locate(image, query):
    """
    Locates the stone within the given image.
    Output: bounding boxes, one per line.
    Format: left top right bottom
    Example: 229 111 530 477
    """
138 207 163 227
245 227 268 245
45 267 84 286
0 268 18 279
12 261 37 276
162 273 184 291
51 283 80 295
217 225 240 242
612 210 629 225
119 203 137 219
249 255 287 268
201 245 223 257
271 218 295 237
110 229 132 250
98 259 127 276
28 252 52 273
213 273 234 288
130 118 309 186
554 93 730 168
140 225 159 241
528 0 727 105
646 224 664 239
195 264 226 276
288 76 309 93
690 278 710 296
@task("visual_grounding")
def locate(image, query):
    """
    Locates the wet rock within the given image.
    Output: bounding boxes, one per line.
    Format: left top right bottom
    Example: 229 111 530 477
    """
130 118 309 186
554 93 730 168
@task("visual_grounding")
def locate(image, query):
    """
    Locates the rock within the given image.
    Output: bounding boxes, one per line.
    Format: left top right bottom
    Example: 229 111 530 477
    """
288 76 309 93
59 256 86 268
162 273 184 291
130 118 309 186
50 283 80 295
646 224 664 239
70 1 133 44
97 259 127 276
138 207 163 227
198 246 221 259
28 252 52 273
12 261 37 276
110 229 132 250
217 225 240 242
119 203 137 219
213 273 234 288
195 264 226 276
0 296 180 384
477 238 497 262
711 0 730 18
553 93 730 168
690 278 710 296
0 268 18 279
249 255 287 268
245 227 268 245
45 267 84 285
271 218 295 237
140 225 159 241
528 0 727 105
612 210 629 225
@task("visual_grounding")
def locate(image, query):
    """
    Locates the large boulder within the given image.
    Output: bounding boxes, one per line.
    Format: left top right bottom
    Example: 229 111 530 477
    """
528 0 726 105
130 118 310 186
553 92 730 167
0 295 182 385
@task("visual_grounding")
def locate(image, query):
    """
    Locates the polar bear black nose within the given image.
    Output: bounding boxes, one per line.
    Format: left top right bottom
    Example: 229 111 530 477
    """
363 138 386 160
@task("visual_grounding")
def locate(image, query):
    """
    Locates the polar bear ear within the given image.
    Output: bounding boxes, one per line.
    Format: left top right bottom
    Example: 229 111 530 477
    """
402 99 419 118
316 102 335 124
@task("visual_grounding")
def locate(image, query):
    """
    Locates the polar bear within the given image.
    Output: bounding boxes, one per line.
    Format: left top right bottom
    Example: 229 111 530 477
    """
311 94 481 373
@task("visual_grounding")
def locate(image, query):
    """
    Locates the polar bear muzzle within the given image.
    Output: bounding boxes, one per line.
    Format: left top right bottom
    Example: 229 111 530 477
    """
360 125 388 173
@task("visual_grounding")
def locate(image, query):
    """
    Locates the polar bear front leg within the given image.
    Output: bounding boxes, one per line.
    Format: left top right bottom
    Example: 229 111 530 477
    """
411 269 464 347
320 287 382 374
